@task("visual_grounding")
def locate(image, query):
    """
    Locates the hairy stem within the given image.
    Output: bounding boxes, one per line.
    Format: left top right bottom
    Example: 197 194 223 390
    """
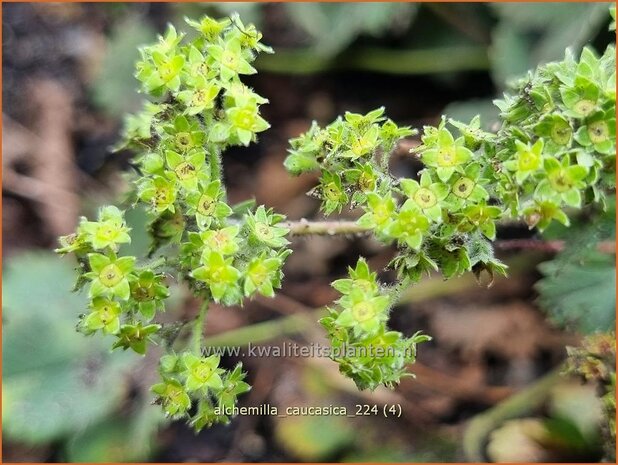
192 301 209 355
283 220 371 236
283 220 616 254
136 256 166 270
209 149 222 183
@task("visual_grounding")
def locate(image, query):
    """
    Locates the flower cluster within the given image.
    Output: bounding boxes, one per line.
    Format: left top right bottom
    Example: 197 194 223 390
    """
57 206 168 354
287 107 415 212
58 15 287 430
494 45 616 229
284 19 614 388
320 259 430 390
153 353 250 429
285 45 615 285
285 110 509 284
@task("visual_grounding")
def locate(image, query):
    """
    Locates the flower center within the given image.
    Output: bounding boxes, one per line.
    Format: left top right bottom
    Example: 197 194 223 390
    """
99 264 123 287
352 138 371 157
413 188 437 208
550 124 571 145
352 302 376 322
97 225 117 241
192 90 209 106
373 204 390 225
222 51 238 70
354 279 374 294
133 283 155 301
194 364 214 382
174 162 196 180
518 150 540 171
197 194 215 215
176 132 192 149
159 63 176 82
587 121 609 144
358 172 375 192
234 109 254 130
573 99 596 117
154 187 174 209
255 223 273 241
452 177 474 199
99 305 114 323
399 210 428 233
437 147 456 167
549 171 573 192
324 183 342 202
250 263 268 285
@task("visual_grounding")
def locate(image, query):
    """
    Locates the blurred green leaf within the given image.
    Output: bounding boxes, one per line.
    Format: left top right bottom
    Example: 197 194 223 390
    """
283 3 417 57
490 3 610 85
443 98 501 131
92 16 155 117
549 383 603 444
275 414 354 461
201 2 263 26
65 403 165 462
119 205 150 258
2 253 138 444
536 205 616 333
490 23 531 86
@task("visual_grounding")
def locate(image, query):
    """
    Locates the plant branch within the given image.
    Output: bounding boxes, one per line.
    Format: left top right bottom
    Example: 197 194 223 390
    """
284 220 616 254
283 220 371 236
191 301 209 355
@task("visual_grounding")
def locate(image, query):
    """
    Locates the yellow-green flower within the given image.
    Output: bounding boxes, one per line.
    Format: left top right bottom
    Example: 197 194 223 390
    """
386 200 430 250
182 353 224 392
84 297 122 335
420 127 473 182
80 206 131 251
85 253 135 300
335 288 389 336
503 139 545 184
192 251 240 302
400 171 448 222
152 379 191 417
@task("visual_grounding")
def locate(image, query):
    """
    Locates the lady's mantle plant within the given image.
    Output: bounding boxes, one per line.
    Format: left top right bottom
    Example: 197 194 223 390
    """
58 15 282 429
58 12 616 430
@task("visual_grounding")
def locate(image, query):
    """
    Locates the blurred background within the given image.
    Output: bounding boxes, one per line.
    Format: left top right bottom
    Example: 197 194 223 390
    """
2 2 616 462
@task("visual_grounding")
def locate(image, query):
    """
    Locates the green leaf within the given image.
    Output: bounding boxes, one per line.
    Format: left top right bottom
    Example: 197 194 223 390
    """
2 253 138 444
536 207 616 333
64 404 165 462
274 414 354 461
283 3 417 57
92 17 155 117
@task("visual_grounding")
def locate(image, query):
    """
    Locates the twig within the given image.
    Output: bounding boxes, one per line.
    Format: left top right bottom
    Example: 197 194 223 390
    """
192 301 209 354
283 219 371 236
284 220 616 254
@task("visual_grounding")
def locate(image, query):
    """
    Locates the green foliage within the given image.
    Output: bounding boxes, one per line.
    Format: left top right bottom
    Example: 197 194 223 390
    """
275 414 355 461
536 202 616 333
282 3 417 57
490 3 611 86
92 17 155 117
2 253 138 444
